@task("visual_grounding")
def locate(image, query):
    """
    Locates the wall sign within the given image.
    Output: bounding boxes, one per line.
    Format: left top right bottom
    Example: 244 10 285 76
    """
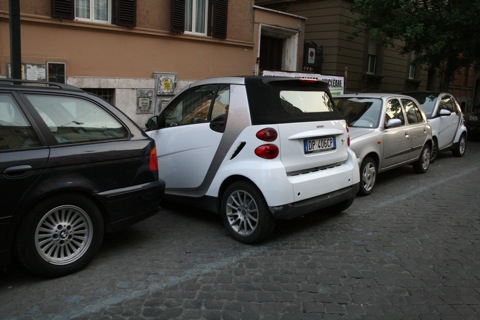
154 72 176 95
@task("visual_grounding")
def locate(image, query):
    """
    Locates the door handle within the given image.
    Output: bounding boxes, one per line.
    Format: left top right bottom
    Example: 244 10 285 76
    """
4 165 33 175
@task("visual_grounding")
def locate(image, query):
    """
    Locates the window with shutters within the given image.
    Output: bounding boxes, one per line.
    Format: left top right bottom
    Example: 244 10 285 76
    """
51 0 136 28
185 0 208 35
171 0 228 39
76 0 112 24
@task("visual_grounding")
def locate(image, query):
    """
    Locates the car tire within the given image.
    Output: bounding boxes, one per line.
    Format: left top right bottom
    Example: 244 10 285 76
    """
452 134 466 157
221 181 276 244
16 194 104 277
358 156 377 196
413 144 431 174
430 138 438 163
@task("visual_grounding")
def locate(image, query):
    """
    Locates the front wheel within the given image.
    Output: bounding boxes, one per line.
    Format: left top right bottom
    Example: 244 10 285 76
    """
430 138 438 163
358 156 377 196
452 134 466 157
16 194 104 277
413 144 431 173
221 181 276 244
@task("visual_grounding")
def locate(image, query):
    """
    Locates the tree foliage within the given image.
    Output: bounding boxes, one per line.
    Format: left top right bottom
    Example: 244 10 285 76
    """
350 0 480 89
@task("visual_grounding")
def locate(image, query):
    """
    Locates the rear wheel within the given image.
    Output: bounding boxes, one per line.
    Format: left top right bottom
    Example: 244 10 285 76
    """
413 144 431 173
452 134 466 157
358 156 377 196
16 194 104 277
221 181 276 244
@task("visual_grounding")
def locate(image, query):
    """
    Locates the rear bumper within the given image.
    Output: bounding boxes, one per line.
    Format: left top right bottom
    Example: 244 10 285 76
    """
97 179 165 232
269 183 359 219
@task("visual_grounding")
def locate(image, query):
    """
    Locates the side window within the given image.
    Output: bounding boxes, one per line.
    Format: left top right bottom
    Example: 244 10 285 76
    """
162 84 229 127
0 95 41 151
440 95 454 113
26 94 128 144
385 99 405 126
402 99 423 124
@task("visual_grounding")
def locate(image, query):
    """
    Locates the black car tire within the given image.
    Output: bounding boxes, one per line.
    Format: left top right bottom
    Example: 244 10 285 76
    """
221 181 276 244
413 144 431 174
16 194 104 277
452 134 467 157
430 138 439 163
358 156 377 196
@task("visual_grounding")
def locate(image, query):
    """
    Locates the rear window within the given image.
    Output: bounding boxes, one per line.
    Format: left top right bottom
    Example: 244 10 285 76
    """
334 97 382 128
404 93 437 118
245 77 342 125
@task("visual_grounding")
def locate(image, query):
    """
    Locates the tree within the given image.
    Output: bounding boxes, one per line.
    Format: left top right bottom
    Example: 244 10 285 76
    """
350 0 480 90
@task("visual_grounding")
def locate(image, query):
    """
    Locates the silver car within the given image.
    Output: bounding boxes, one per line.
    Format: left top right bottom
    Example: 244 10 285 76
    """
334 93 433 196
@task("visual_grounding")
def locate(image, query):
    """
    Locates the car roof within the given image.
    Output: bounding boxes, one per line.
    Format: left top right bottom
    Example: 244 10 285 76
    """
0 78 82 92
335 93 417 99
188 76 330 88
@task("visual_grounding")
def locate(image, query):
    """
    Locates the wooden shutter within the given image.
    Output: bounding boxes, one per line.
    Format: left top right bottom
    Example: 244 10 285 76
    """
51 0 74 20
171 0 185 34
210 0 228 39
114 0 137 28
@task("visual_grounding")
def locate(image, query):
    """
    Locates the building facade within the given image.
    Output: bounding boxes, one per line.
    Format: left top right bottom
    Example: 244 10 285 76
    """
1 0 478 126
256 0 479 112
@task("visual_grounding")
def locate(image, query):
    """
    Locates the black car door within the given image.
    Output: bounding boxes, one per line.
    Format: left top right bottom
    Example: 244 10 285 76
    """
0 93 49 250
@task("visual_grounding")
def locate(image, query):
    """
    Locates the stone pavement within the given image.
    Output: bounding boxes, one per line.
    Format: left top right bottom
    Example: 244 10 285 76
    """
1 141 480 320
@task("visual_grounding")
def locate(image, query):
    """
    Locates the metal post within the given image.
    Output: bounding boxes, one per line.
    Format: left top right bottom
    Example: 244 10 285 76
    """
9 0 22 80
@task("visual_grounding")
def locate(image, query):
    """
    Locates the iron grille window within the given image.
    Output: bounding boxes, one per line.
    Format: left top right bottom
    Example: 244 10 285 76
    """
83 88 115 105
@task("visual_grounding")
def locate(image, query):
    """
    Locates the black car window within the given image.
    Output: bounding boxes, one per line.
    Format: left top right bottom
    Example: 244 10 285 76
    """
402 98 423 124
0 94 41 150
245 77 341 125
26 94 128 144
162 84 229 127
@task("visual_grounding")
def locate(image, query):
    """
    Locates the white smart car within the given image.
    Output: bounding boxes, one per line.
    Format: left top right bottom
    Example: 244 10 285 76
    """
146 76 359 243
403 92 467 161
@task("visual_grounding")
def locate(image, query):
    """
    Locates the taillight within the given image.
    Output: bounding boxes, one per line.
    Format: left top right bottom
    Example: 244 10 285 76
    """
346 124 351 146
149 147 158 171
255 144 279 159
256 128 278 142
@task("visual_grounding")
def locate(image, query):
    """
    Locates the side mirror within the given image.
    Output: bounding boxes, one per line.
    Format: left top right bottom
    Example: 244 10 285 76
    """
439 109 452 117
145 116 159 131
386 118 402 128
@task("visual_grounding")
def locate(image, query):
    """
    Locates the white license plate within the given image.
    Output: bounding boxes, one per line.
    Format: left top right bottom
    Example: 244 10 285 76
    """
304 136 336 154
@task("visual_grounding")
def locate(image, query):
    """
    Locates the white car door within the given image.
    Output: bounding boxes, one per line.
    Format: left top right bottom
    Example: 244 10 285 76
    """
436 94 460 149
147 84 229 192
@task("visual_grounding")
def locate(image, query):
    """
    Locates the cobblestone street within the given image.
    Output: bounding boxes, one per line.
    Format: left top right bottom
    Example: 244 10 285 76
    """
1 142 480 320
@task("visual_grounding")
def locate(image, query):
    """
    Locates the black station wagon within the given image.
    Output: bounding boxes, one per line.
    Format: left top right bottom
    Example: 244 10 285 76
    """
0 79 164 277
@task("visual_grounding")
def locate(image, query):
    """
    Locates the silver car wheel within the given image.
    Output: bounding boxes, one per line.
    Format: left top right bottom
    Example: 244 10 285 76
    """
226 190 259 236
421 147 431 171
362 161 376 193
35 205 93 265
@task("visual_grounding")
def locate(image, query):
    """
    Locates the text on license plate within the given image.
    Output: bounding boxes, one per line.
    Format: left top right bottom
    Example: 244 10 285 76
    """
304 136 336 154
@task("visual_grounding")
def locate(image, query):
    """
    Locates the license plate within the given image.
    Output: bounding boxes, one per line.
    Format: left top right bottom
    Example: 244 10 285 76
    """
304 136 336 154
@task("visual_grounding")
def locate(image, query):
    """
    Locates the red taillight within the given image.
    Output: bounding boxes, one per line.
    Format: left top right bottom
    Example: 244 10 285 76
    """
149 147 158 171
346 124 351 146
255 144 279 159
256 128 278 142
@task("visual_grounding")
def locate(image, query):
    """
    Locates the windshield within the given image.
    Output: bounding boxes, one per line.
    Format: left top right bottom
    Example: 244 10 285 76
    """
334 97 382 128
